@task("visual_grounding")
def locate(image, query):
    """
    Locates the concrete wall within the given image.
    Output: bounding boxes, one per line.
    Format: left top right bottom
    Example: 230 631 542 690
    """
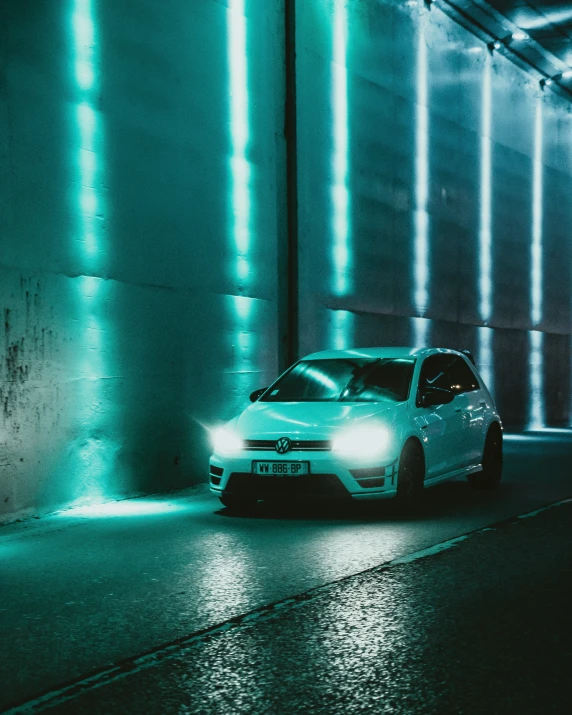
297 0 572 428
2 0 572 521
0 0 286 521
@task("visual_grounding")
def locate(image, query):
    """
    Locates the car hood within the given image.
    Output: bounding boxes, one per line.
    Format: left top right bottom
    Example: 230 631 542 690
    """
231 400 408 440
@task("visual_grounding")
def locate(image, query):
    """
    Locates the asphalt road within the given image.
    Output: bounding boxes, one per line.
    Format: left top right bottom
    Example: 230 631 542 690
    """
1 432 572 713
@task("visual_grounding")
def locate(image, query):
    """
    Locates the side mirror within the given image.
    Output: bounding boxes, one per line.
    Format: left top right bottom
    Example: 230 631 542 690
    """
249 387 268 403
420 388 454 408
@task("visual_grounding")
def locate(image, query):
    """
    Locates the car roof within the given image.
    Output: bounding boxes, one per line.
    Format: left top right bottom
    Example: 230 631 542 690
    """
302 347 462 361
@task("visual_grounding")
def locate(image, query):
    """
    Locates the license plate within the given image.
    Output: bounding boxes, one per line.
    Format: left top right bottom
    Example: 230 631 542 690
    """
252 461 309 476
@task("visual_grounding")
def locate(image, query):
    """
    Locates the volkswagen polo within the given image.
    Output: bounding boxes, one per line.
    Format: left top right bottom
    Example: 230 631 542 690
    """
209 348 503 510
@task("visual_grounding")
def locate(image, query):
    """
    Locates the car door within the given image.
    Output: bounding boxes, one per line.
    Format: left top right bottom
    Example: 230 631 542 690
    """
415 354 466 479
448 356 487 465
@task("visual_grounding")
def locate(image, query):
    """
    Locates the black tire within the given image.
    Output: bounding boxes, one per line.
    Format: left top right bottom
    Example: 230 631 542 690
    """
468 424 503 490
219 495 258 512
395 440 425 510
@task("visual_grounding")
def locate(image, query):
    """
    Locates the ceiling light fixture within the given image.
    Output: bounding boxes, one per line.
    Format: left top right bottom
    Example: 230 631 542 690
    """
539 69 572 89
488 31 529 52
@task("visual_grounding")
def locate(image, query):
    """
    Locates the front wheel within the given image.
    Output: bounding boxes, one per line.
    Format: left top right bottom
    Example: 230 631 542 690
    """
395 440 425 510
468 425 503 490
219 495 258 512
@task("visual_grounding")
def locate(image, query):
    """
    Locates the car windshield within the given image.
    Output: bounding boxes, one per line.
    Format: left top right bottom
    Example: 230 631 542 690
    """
260 358 416 403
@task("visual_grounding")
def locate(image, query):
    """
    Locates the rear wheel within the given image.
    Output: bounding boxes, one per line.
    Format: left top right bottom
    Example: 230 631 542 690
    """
219 495 258 512
468 424 503 490
395 440 425 510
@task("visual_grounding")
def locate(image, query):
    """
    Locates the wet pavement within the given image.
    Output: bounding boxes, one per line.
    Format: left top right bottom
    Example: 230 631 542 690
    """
1 432 572 713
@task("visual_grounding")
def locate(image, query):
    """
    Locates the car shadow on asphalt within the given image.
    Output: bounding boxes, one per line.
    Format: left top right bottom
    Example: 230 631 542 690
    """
213 479 511 524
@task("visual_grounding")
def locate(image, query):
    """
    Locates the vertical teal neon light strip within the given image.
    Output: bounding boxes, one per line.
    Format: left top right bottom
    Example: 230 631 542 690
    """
531 100 543 328
72 0 109 497
413 17 429 348
228 1 254 384
529 98 544 429
73 0 100 266
332 0 350 297
330 0 353 350
478 56 493 391
479 56 492 325
228 0 251 287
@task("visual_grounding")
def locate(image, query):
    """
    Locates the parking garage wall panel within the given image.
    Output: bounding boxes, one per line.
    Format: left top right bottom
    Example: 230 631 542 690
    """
0 0 286 521
297 0 572 427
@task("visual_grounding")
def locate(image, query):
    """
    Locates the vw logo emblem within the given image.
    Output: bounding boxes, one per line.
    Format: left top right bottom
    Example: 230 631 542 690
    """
275 437 291 454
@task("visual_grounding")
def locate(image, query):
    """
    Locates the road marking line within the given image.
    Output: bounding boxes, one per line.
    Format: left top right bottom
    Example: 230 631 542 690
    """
4 495 572 714
517 498 572 520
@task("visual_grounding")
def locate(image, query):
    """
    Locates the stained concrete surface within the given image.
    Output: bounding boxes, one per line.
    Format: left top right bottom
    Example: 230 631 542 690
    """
1 433 572 713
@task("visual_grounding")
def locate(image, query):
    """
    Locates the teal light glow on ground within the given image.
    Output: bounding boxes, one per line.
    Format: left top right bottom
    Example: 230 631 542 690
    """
57 499 189 519
413 14 429 348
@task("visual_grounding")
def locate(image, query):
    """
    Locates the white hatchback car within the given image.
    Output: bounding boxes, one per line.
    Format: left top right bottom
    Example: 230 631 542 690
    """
209 348 503 510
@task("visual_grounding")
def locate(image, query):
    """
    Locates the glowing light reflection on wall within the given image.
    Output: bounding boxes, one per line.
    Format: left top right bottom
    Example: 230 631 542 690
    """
332 311 354 351
411 317 429 350
331 0 351 298
479 56 492 324
477 326 493 393
477 57 494 395
329 1 353 351
72 0 102 267
528 330 544 430
231 295 256 390
228 2 254 393
228 0 251 287
71 0 111 499
531 99 543 327
528 99 544 429
413 19 429 348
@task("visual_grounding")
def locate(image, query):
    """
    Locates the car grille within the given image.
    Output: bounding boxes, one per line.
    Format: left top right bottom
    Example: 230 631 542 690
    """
224 472 349 499
243 439 331 451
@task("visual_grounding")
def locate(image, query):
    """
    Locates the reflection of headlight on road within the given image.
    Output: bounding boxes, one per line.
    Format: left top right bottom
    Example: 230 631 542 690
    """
211 427 244 455
332 425 391 458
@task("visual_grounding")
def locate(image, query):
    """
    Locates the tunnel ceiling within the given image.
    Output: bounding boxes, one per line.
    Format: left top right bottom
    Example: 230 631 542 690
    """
444 0 572 98
489 0 572 64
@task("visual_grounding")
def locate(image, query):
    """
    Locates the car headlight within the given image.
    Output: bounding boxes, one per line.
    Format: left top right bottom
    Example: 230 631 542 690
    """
332 425 391 459
211 427 244 455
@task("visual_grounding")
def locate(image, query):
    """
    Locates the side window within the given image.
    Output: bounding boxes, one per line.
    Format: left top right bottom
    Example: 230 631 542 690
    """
448 356 479 394
418 354 479 402
418 355 453 394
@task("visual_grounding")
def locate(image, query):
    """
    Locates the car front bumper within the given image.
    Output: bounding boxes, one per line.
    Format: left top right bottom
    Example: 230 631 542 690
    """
208 450 399 501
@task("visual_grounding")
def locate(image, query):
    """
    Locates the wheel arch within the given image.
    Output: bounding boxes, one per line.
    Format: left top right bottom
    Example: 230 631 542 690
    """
400 435 426 480
485 420 503 441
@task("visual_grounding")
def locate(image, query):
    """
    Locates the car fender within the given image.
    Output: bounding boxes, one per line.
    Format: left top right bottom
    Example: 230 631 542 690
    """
386 410 426 467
